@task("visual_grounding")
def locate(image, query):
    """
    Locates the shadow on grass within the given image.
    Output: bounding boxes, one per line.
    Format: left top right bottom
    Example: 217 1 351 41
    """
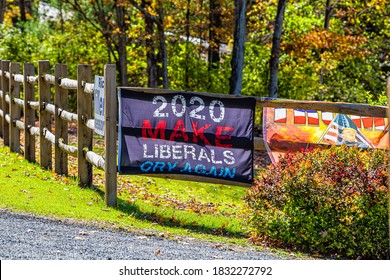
90 184 247 239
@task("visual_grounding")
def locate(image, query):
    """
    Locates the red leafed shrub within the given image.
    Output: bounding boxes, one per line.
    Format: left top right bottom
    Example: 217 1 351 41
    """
245 145 389 259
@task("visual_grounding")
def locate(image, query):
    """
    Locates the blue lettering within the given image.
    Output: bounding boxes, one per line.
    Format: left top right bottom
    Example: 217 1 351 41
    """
206 166 217 177
153 161 166 172
140 161 236 179
223 168 236 179
194 164 207 174
95 119 104 131
167 162 178 171
180 162 192 173
140 161 153 172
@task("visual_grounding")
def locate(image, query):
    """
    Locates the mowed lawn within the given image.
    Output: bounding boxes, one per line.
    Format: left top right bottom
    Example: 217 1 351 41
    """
0 143 253 244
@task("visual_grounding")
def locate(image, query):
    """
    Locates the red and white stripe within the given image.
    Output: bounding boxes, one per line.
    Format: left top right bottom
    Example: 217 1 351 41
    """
321 112 333 125
322 123 339 144
293 110 306 124
374 118 385 130
274 108 287 123
307 111 319 125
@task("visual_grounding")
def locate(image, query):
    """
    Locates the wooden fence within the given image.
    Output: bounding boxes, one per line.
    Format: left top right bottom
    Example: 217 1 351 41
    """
0 59 389 208
0 60 117 206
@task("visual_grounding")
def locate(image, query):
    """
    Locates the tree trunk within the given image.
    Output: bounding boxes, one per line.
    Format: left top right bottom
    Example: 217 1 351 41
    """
19 0 27 21
0 0 6 23
138 0 168 88
141 0 158 88
116 34 128 86
145 14 158 88
320 0 334 85
117 4 128 86
157 3 169 89
268 0 287 98
208 0 221 70
324 0 334 30
229 0 247 96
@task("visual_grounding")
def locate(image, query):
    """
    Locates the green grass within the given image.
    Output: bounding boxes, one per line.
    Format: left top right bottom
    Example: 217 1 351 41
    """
0 143 252 245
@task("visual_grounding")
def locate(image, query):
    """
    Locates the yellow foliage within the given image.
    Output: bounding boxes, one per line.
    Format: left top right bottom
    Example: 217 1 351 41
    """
113 27 121 34
165 15 173 29
3 4 20 26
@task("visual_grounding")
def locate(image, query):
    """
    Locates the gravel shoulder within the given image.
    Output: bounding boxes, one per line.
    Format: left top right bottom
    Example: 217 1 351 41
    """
0 209 291 260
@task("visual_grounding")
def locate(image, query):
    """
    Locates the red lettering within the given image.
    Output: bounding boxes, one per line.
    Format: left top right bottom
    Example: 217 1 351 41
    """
169 120 189 142
142 120 166 140
142 120 235 147
191 122 212 145
215 126 234 148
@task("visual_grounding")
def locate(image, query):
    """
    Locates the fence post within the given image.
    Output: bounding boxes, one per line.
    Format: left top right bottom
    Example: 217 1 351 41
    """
23 63 36 163
9 62 21 153
38 60 52 170
55 64 69 175
77 64 92 187
0 60 3 138
104 64 117 207
1 60 10 146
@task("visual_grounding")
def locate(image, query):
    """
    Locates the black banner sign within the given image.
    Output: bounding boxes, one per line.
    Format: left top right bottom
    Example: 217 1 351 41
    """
118 88 256 184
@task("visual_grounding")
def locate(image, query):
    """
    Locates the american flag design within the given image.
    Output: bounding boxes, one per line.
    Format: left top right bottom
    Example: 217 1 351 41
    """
319 114 374 148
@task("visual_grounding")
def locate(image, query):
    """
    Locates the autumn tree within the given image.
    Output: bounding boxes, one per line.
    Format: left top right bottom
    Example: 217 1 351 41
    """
1 0 387 103
19 0 33 22
63 0 131 86
268 0 288 98
270 0 389 103
229 0 247 95
130 0 169 88
208 0 222 70
324 0 336 30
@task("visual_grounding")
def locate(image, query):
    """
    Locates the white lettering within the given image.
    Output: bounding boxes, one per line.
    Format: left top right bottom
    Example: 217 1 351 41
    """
197 148 211 162
159 144 171 159
172 145 183 159
223 150 235 165
184 145 196 160
143 144 153 158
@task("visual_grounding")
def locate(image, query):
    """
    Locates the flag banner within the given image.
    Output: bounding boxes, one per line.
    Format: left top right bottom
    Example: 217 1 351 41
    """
118 88 256 184
263 107 389 164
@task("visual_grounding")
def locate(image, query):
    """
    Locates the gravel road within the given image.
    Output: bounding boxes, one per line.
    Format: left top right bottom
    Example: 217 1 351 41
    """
0 210 289 260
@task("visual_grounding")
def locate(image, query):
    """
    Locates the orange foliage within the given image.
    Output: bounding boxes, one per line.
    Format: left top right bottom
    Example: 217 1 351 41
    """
284 28 369 70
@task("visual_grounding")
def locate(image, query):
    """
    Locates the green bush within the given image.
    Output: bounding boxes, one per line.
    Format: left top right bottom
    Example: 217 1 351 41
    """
245 145 389 259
